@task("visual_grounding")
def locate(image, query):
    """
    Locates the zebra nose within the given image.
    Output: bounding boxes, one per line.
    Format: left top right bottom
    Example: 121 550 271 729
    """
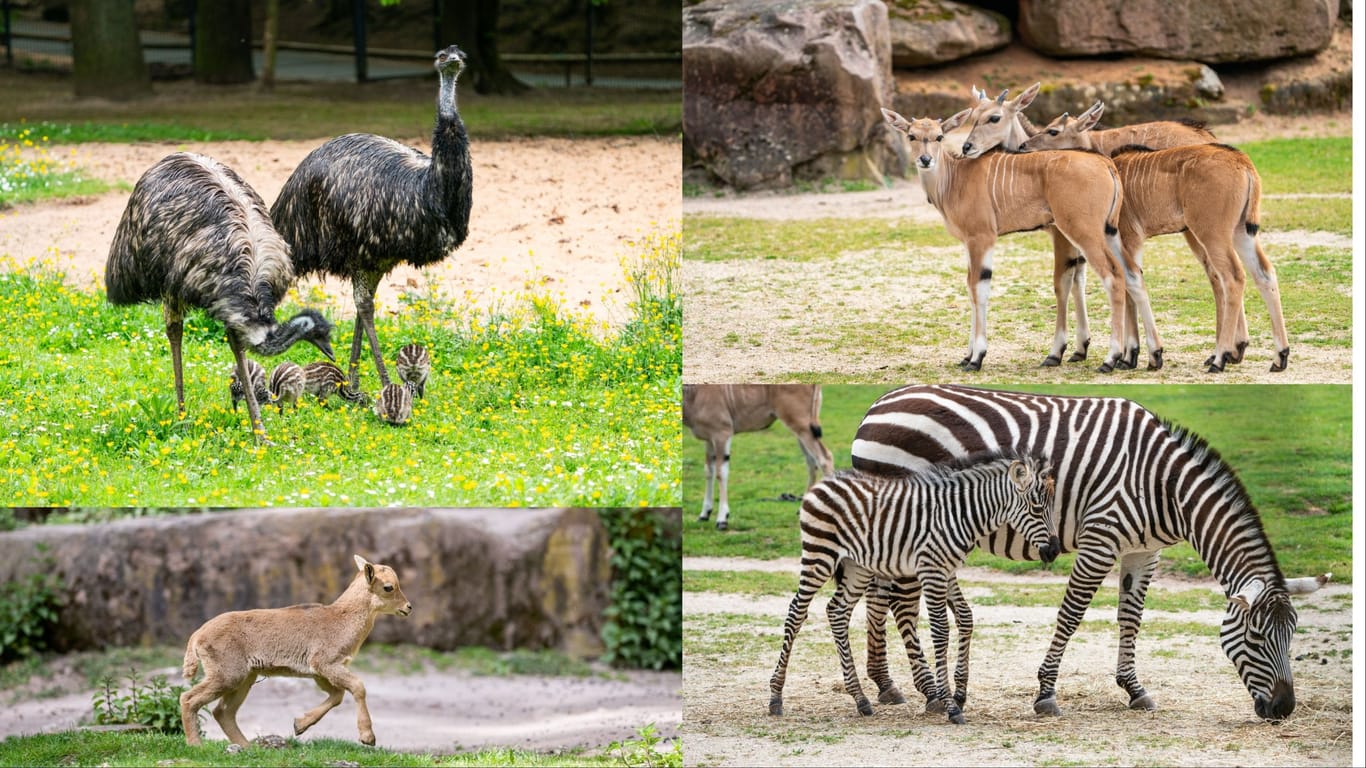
1256 680 1295 720
1039 536 1061 564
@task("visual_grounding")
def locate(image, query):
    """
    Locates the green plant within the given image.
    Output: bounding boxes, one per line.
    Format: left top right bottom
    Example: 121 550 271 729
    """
600 511 681 670
0 545 62 663
603 723 681 768
91 670 194 735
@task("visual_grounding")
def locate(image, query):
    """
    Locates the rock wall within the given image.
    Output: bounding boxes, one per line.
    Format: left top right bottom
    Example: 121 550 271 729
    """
0 508 629 657
1018 0 1339 62
684 0 900 189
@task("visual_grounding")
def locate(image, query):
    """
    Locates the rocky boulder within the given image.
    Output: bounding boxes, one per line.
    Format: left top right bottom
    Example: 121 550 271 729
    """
1019 0 1339 63
0 508 632 658
684 0 900 189
887 0 1011 68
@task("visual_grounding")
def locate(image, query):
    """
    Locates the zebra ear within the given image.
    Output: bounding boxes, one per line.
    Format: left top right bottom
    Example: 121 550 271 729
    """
1285 573 1331 595
1230 578 1267 611
1008 460 1032 491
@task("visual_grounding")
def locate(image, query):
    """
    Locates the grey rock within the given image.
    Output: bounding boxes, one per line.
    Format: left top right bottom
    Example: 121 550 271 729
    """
1192 64 1224 99
887 0 1011 67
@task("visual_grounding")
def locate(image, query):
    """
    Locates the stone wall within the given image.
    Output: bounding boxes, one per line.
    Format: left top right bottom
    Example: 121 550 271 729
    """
0 508 624 658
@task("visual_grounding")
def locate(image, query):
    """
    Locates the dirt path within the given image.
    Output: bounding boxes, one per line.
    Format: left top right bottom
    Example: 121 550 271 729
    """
0 136 681 329
0 666 681 754
683 557 1352 767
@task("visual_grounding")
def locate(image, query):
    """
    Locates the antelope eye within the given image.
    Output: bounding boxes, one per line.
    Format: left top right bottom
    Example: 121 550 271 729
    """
383 584 394 593
988 115 1001 124
1048 129 1059 136
936 135 944 142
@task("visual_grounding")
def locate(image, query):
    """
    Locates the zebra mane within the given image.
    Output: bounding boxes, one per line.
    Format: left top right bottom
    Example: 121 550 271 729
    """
869 449 1036 484
1162 418 1287 590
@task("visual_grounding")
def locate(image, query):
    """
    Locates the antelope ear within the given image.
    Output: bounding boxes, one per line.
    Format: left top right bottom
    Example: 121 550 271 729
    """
1229 579 1266 611
1077 101 1105 131
940 108 971 133
881 107 911 131
1284 573 1331 595
1013 82 1041 110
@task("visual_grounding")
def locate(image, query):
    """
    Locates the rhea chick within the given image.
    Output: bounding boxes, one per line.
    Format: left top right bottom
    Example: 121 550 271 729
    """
302 361 370 407
395 343 431 399
229 358 270 413
269 361 305 413
374 382 413 426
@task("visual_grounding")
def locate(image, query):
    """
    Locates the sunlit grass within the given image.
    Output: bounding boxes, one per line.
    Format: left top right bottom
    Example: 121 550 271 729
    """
0 127 113 206
0 229 680 508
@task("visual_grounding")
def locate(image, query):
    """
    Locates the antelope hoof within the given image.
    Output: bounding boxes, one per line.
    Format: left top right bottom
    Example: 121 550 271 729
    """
769 697 784 716
1067 340 1090 362
1040 355 1062 368
1124 346 1140 369
1230 340 1249 364
1147 349 1164 371
697 511 710 522
1034 697 1062 717
925 698 947 714
716 520 728 532
1097 362 1115 374
1128 692 1157 711
1271 348 1289 372
877 685 907 705
856 696 874 716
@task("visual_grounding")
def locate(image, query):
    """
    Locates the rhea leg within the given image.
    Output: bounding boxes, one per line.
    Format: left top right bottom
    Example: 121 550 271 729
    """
164 305 186 413
295 675 346 735
351 273 392 390
228 332 270 444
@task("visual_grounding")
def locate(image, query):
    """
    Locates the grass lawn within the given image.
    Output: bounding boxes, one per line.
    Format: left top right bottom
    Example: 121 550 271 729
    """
0 231 680 508
681 384 1352 584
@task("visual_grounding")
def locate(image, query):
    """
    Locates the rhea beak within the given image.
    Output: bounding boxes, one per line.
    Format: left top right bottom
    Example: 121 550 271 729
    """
313 337 336 362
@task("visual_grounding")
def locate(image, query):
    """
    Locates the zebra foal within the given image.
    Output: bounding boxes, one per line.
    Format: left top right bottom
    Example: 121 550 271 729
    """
769 453 1058 724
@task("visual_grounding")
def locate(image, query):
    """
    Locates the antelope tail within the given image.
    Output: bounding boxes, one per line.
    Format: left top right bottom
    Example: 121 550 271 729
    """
1242 169 1262 237
810 386 824 440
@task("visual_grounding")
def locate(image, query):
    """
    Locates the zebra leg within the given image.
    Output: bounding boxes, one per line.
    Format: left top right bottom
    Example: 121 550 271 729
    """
1115 550 1162 711
921 571 964 724
887 577 939 710
863 579 907 705
1035 546 1117 716
828 563 875 716
769 559 834 716
949 577 973 708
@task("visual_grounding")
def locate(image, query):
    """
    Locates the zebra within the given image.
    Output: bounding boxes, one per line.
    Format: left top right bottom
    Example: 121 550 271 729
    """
850 383 1320 721
768 452 1059 724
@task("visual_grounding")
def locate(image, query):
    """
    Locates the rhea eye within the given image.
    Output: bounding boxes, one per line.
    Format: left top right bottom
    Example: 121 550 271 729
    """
1048 129 1059 136
988 115 1001 124
383 584 394 593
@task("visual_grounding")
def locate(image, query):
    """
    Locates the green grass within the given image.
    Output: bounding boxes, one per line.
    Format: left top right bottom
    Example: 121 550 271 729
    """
1237 137 1351 195
0 128 117 206
0 731 625 767
684 218 960 262
0 121 261 144
1257 196 1352 235
1 70 681 142
681 384 1351 584
0 231 680 508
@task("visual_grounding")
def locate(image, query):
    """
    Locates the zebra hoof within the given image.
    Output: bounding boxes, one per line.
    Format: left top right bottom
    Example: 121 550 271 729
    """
769 697 784 716
948 712 966 725
1040 355 1062 368
855 697 874 717
1034 697 1062 717
715 521 728 532
1270 348 1289 372
877 685 907 705
924 698 947 714
1129 692 1157 711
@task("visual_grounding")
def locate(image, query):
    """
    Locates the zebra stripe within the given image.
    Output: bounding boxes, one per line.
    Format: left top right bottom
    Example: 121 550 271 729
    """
769 453 1058 724
850 384 1299 720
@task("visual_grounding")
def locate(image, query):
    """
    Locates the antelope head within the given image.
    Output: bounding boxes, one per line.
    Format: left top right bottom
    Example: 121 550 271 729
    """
961 82 1041 157
882 108 971 171
1019 101 1106 152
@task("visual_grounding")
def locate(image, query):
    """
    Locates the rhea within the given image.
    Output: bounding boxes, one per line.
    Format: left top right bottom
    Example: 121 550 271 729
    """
105 152 335 442
271 46 473 392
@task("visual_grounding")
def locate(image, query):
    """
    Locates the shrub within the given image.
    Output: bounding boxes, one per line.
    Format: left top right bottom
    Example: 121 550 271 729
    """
600 510 681 670
92 671 194 735
0 545 61 663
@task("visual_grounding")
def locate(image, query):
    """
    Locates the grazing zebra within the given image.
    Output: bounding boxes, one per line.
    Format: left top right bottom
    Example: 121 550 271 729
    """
768 453 1059 724
851 384 1320 721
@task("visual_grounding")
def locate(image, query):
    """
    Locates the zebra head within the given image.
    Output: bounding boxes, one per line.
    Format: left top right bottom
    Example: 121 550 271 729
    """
1221 578 1298 720
1005 456 1060 564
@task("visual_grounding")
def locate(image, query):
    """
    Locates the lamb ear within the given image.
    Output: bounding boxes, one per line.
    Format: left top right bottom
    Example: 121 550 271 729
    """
1229 578 1266 611
354 554 372 573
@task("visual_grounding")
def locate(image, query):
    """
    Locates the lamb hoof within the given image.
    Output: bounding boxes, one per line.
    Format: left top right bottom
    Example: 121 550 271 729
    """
1034 697 1062 717
1129 692 1157 711
877 685 907 705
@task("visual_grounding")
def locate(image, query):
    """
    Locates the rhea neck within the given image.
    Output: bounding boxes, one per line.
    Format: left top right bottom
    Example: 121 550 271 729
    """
254 312 324 356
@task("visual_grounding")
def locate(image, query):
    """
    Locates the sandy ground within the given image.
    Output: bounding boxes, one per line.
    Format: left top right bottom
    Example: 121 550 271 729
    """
682 556 1353 767
0 665 681 754
0 136 681 329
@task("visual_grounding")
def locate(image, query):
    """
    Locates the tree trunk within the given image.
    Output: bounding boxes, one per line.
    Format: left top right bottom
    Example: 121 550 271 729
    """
69 0 151 101
261 0 279 90
440 0 529 95
194 0 254 84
